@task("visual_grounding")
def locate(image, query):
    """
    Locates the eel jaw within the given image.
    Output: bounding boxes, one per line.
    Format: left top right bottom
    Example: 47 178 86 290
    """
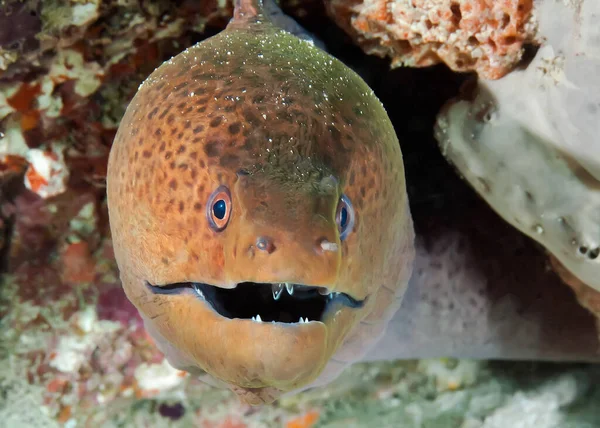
146 281 365 324
139 280 367 395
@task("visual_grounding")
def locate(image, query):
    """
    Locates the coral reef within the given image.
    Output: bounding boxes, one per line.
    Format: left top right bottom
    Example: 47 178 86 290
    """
434 0 600 297
324 0 538 79
2 0 600 425
0 195 176 423
0 0 232 199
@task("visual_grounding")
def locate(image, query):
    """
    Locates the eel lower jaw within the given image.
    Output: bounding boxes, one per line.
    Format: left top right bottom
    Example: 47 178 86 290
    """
145 281 365 325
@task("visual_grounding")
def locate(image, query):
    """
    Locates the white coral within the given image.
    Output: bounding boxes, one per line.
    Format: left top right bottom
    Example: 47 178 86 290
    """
49 307 121 373
24 144 70 199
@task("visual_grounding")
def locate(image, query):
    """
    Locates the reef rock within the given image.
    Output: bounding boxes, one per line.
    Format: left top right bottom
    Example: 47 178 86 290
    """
325 0 538 79
0 0 231 197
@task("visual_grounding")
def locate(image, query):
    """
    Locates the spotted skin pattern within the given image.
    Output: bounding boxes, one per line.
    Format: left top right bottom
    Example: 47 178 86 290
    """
107 4 414 404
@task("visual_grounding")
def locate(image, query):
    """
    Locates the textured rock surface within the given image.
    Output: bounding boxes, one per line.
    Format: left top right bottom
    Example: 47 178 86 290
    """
324 0 538 79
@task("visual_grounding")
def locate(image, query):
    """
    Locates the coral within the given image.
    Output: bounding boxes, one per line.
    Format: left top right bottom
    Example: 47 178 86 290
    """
0 0 233 424
434 0 600 296
417 359 481 391
325 0 538 79
2 0 600 425
0 0 232 195
24 144 69 198
0 226 175 423
0 1 42 71
478 372 590 428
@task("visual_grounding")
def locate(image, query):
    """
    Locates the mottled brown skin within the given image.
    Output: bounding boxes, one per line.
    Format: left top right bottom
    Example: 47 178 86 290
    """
107 11 414 403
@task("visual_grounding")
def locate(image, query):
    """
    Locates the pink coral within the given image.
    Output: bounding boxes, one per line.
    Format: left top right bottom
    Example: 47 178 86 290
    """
325 0 537 79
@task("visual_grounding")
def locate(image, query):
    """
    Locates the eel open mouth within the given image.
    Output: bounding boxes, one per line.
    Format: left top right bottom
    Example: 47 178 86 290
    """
146 281 365 323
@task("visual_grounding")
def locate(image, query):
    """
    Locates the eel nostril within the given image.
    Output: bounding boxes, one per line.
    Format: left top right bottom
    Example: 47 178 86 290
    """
256 236 276 254
317 237 338 253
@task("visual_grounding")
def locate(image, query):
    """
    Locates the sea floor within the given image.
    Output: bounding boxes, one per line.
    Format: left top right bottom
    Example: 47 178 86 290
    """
2 347 600 428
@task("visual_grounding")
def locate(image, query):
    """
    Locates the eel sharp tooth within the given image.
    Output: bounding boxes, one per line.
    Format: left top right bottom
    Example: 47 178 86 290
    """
192 284 204 298
272 283 284 300
285 283 294 295
255 314 262 322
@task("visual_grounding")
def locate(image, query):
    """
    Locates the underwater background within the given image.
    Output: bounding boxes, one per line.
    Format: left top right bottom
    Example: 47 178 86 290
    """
1 0 600 426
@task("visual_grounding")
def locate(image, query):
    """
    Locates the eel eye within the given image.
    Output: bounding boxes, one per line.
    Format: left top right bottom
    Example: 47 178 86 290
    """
336 194 355 241
207 186 231 231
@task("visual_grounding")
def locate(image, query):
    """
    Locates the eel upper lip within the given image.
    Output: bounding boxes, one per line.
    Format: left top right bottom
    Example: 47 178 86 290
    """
145 281 365 324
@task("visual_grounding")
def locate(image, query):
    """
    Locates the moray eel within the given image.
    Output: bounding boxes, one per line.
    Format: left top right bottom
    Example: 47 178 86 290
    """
107 0 415 404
